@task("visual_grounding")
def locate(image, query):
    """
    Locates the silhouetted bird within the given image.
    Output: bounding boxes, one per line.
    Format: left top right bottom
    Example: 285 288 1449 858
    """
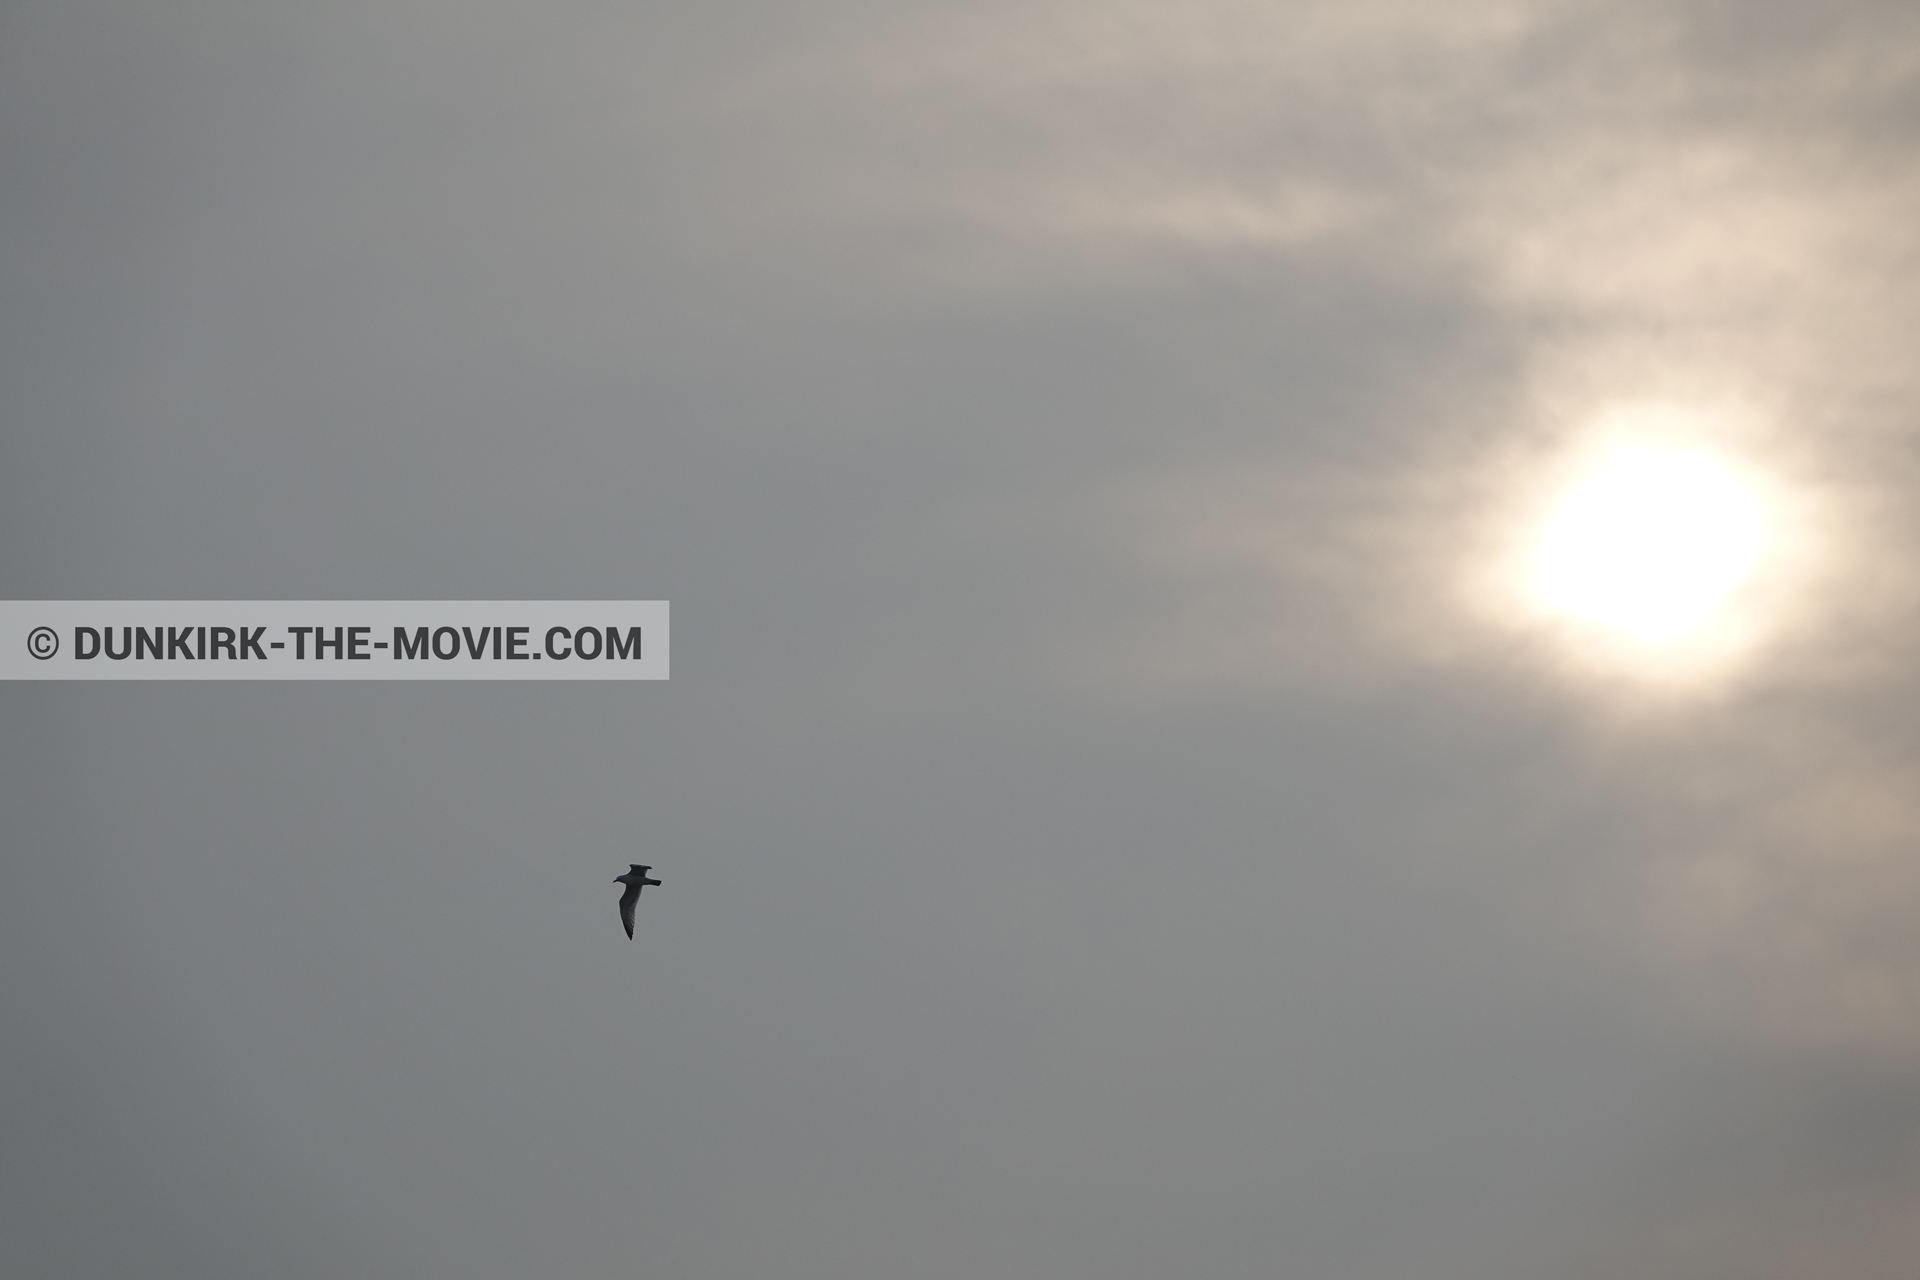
615 864 661 939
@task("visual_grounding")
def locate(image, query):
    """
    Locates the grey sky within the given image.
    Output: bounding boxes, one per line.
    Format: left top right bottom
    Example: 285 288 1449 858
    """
7 2 1920 1277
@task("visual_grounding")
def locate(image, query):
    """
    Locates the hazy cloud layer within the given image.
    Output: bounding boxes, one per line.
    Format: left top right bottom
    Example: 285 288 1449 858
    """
7 2 1920 1277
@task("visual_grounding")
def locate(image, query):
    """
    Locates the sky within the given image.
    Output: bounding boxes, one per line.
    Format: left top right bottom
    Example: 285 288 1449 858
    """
6 1 1920 1277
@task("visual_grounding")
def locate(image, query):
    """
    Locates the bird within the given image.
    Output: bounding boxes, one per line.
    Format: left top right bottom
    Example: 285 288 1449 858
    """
614 864 661 939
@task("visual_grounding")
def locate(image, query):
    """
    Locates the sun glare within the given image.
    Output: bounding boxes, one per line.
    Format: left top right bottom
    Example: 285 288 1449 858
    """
1529 443 1767 645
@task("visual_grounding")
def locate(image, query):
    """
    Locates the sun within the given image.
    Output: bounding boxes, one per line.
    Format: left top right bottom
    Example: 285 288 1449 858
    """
1528 442 1768 645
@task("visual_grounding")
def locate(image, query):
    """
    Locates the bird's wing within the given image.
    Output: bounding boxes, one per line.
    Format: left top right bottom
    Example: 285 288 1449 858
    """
619 880 640 939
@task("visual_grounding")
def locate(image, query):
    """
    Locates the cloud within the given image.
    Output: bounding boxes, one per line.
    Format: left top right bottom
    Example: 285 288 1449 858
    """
12 1 1920 1274
666 3 1920 1269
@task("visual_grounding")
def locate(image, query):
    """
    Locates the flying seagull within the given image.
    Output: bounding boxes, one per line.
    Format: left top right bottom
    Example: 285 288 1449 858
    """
615 864 661 939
